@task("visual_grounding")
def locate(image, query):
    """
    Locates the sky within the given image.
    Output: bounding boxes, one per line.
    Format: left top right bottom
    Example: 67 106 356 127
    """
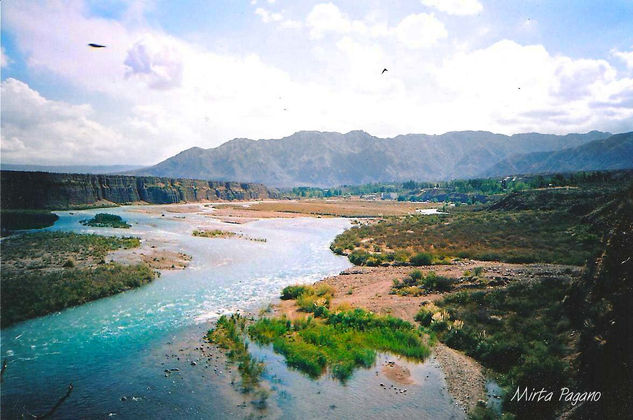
1 0 633 166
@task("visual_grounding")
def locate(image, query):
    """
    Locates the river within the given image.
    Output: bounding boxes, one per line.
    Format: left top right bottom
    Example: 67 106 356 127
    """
1 205 464 419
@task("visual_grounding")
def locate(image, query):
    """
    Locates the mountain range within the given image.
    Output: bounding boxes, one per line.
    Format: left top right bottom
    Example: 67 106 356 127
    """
482 131 633 177
133 130 633 187
0 164 146 174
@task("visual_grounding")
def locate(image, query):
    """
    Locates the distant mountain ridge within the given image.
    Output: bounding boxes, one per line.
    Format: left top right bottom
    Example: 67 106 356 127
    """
135 130 621 187
482 132 633 177
0 164 146 174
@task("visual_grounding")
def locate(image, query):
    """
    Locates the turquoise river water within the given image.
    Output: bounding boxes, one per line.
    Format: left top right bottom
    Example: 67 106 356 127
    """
0 205 465 419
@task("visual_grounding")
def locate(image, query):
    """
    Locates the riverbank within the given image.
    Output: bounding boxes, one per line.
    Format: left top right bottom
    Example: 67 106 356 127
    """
0 230 192 328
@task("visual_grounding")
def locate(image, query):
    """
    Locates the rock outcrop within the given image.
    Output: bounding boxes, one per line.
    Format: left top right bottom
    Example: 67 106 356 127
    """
0 171 278 209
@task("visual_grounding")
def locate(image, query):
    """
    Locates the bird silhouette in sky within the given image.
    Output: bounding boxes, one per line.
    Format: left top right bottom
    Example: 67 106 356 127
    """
381 68 388 74
88 43 106 48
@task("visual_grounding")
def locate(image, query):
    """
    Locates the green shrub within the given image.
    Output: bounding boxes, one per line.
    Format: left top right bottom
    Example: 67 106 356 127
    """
421 272 454 292
348 250 371 265
281 285 310 300
433 277 575 418
80 213 131 229
281 283 334 314
410 252 433 266
410 269 423 281
365 257 380 266
313 305 330 318
394 250 411 262
414 308 433 326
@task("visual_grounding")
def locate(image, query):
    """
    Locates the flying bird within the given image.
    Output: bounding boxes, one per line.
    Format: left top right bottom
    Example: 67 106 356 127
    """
88 43 106 48
381 68 388 74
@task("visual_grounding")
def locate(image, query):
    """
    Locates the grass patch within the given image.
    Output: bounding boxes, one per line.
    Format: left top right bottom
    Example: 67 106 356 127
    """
80 213 131 228
193 229 236 238
206 314 265 392
193 229 267 242
248 308 429 381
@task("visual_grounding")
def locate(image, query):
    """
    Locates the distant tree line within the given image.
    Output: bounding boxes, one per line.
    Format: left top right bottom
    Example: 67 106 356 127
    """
282 170 633 203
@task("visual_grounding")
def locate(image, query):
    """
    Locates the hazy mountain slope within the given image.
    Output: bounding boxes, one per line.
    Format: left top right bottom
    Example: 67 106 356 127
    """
136 130 611 187
0 164 146 174
482 132 633 177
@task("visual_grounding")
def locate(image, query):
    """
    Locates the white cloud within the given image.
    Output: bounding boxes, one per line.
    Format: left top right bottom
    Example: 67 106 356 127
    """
304 3 390 39
124 36 183 89
280 19 303 29
611 47 633 69
433 40 633 132
421 0 483 16
305 3 444 49
395 13 447 49
1 47 10 68
255 7 303 30
306 3 353 39
255 7 283 23
1 78 131 165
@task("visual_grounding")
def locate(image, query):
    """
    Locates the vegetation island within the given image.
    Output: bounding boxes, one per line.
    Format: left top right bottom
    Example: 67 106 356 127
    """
0 231 154 327
80 213 132 228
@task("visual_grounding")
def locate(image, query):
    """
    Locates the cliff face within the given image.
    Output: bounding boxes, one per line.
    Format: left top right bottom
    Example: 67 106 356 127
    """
0 171 278 209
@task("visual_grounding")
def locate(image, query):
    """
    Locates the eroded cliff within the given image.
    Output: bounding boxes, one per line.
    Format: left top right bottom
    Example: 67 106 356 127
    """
0 171 278 209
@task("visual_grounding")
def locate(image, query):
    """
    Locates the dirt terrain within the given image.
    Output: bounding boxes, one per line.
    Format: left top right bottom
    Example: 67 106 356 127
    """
128 199 433 224
212 199 435 218
107 242 192 270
